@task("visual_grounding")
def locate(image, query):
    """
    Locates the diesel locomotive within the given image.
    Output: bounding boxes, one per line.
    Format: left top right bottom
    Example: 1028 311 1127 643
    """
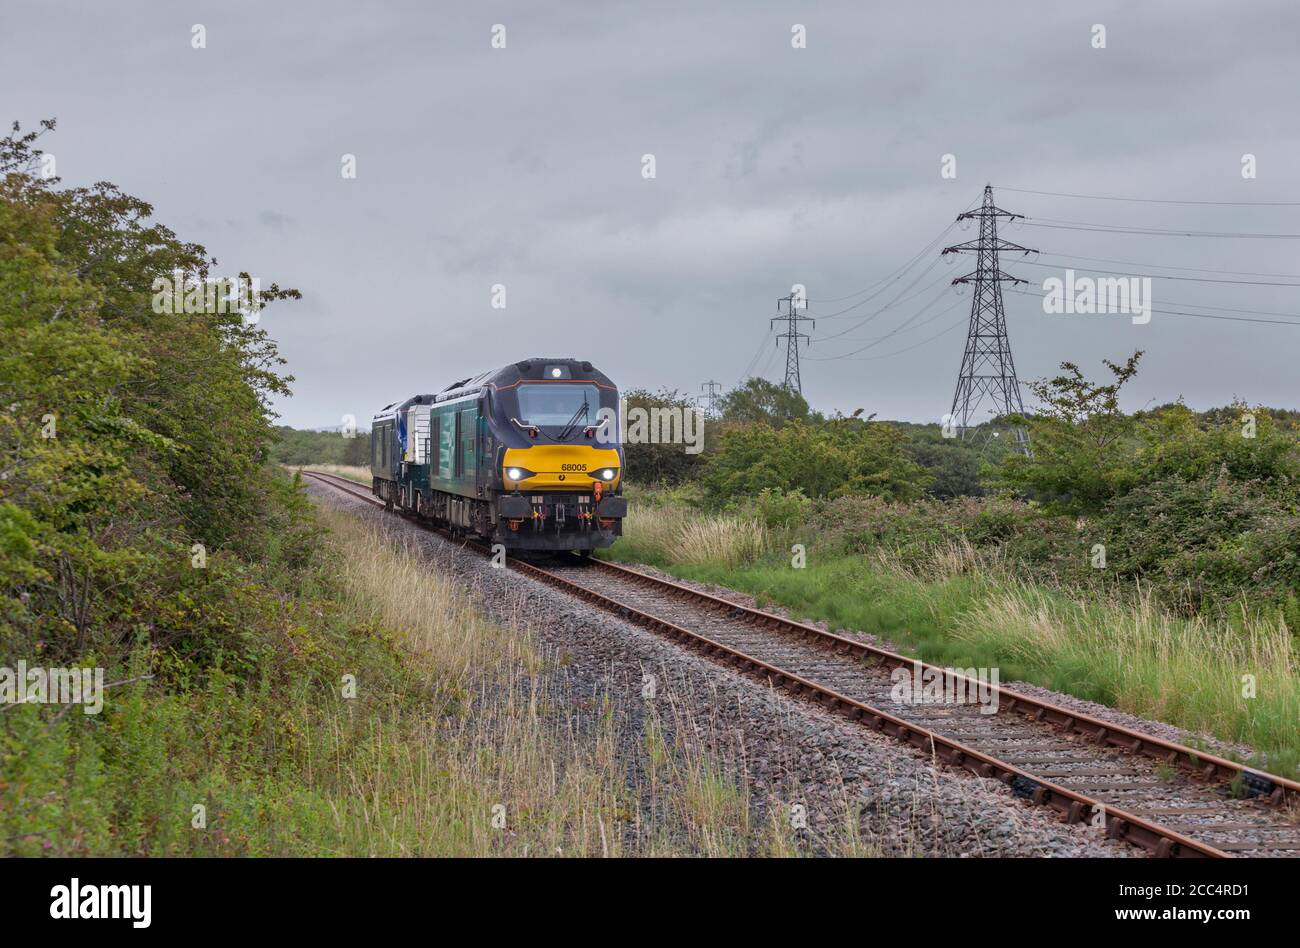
370 358 627 552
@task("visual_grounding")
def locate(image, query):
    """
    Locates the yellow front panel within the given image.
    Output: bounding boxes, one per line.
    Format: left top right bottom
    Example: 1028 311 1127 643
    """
502 445 620 490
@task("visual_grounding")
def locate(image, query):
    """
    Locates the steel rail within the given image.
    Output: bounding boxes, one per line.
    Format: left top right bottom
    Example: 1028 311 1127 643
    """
300 469 1298 857
578 557 1299 808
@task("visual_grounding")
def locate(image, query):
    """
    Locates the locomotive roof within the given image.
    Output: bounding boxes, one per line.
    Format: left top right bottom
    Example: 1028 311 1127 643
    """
433 358 613 402
374 359 613 419
371 393 437 421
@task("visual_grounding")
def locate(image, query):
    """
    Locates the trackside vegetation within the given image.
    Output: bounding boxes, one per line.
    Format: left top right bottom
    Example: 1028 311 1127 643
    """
0 120 858 856
595 362 1300 777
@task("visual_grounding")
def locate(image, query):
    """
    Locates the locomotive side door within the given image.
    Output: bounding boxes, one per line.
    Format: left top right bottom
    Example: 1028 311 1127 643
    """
476 399 492 496
458 407 476 487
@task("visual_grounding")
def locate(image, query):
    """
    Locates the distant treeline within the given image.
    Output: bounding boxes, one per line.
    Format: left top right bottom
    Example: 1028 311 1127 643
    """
271 426 370 466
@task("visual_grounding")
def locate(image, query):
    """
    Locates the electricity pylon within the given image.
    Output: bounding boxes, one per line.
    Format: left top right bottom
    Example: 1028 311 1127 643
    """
697 379 722 416
772 294 814 393
942 185 1036 454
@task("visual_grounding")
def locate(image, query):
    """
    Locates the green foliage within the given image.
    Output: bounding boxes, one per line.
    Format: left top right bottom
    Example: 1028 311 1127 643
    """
620 388 706 485
0 120 453 857
0 118 301 663
1101 473 1300 612
717 377 818 427
751 487 812 529
997 352 1145 513
0 516 421 856
900 424 986 498
991 353 1300 613
269 426 371 467
700 417 931 504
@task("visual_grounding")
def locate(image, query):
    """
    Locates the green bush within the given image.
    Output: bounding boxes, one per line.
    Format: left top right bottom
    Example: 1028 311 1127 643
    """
701 418 931 505
1100 473 1300 613
620 388 707 485
752 487 812 530
0 119 301 667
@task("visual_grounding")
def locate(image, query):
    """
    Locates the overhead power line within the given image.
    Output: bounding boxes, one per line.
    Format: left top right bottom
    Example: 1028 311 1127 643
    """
1021 218 1300 239
1015 258 1300 287
735 329 771 388
1036 250 1300 281
1008 288 1300 327
805 220 958 304
805 296 967 360
811 312 971 362
994 185 1300 207
813 269 949 340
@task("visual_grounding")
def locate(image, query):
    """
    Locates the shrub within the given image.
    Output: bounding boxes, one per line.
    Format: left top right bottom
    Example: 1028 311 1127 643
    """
1100 473 1300 614
701 418 931 504
751 487 812 530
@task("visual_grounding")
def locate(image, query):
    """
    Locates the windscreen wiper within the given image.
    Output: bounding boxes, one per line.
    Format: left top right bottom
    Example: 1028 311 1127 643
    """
556 397 590 441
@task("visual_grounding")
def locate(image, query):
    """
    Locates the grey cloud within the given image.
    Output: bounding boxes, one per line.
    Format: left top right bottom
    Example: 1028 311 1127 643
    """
4 0 1299 428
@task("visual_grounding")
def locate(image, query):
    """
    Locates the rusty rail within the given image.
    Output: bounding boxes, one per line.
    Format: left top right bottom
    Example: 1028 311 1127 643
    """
301 469 1300 858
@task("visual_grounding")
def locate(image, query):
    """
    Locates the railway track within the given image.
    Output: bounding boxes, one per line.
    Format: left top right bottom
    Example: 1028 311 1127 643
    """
303 468 1300 858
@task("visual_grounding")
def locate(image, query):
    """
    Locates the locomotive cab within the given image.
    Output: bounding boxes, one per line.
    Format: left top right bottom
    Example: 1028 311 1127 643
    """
487 359 627 551
371 358 626 552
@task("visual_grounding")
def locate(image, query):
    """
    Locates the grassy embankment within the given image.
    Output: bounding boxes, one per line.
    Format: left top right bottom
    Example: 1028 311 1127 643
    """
2 484 877 856
600 489 1300 779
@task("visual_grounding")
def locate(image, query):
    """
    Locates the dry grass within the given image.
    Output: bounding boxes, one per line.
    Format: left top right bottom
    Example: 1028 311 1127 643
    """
610 500 770 570
676 517 769 568
296 464 371 484
311 506 873 855
856 541 1300 774
951 579 1299 771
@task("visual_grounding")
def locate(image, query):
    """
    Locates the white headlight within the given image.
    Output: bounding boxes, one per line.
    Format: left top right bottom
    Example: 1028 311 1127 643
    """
507 468 523 480
551 368 562 377
600 468 615 481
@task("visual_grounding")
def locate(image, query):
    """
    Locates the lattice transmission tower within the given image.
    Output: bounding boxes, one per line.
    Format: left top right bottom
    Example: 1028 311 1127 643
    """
772 293 814 393
697 379 722 416
941 185 1036 454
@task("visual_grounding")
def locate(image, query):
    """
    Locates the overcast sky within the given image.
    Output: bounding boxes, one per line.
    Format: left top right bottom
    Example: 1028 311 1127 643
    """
6 1 1300 428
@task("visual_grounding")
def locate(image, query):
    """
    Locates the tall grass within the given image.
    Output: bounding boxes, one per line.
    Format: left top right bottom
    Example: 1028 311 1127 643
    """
296 463 370 484
291 509 872 855
604 500 1300 777
603 498 770 570
953 578 1299 776
1 496 879 856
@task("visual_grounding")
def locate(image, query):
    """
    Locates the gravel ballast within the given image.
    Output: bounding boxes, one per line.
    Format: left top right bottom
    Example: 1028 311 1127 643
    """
308 479 1131 857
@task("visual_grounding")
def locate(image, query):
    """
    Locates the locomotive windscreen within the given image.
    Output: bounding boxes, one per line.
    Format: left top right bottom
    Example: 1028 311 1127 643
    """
516 383 602 427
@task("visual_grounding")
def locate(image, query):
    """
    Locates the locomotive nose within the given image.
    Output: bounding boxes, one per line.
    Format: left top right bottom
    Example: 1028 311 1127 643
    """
501 445 620 490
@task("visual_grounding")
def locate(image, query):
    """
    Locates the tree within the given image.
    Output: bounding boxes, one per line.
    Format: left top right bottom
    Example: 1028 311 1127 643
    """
997 352 1144 514
341 431 371 467
718 378 817 427
904 436 985 499
0 119 300 660
620 388 706 485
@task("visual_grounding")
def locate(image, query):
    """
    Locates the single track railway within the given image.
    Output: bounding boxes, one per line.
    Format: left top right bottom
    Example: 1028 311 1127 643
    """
303 468 1300 858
